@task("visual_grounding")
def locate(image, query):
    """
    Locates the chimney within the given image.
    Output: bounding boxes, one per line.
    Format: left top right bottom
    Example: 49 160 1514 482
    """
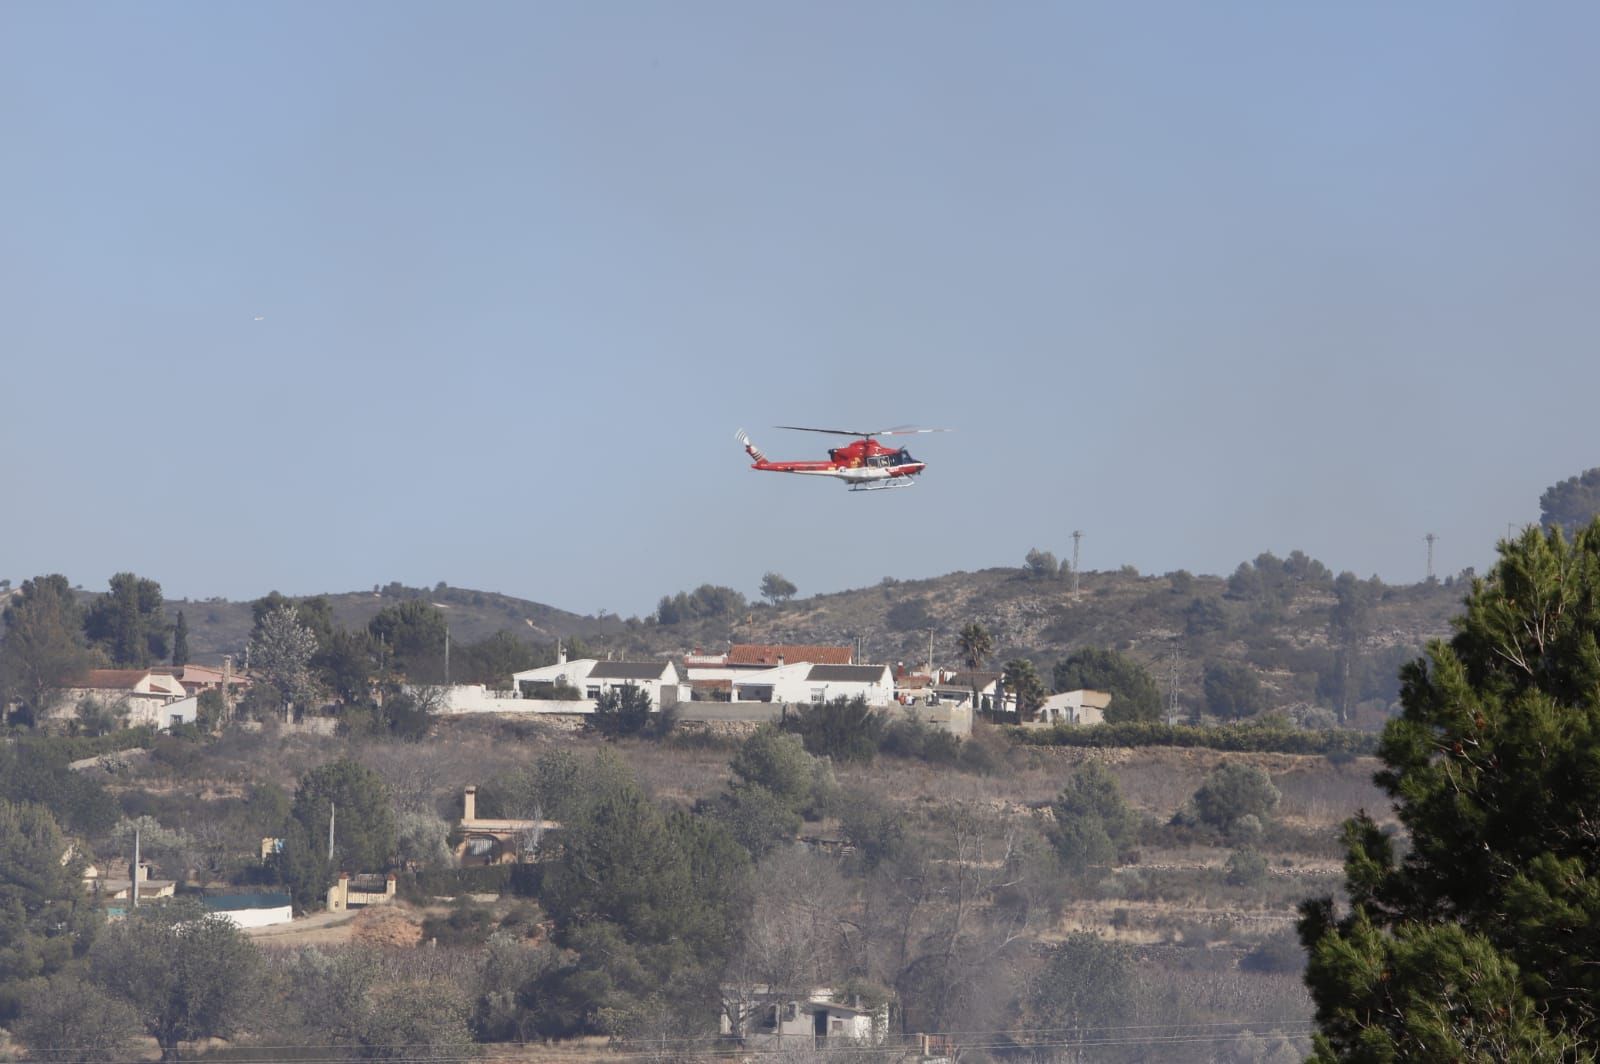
464 786 477 822
557 641 567 665
777 654 785 667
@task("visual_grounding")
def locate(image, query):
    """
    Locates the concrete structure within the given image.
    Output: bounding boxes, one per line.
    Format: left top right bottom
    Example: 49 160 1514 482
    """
55 669 189 729
326 872 397 912
684 644 855 694
204 892 293 929
719 663 894 707
455 785 560 865
150 663 250 697
1036 688 1113 725
721 988 888 1047
931 671 1000 710
88 860 176 904
510 658 683 708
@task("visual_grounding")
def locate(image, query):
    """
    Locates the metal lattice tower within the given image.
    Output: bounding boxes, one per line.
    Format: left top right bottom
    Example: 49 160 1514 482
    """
1071 530 1083 602
1425 533 1437 581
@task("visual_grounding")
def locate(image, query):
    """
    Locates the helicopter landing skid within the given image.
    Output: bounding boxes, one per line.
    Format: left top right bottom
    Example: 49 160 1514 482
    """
848 478 916 492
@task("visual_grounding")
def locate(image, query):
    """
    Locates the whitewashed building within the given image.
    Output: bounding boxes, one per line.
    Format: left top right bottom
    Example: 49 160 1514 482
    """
720 987 888 1047
1037 688 1113 725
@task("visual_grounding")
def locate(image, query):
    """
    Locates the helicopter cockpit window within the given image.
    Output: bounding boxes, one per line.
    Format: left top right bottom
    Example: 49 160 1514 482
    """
897 449 914 464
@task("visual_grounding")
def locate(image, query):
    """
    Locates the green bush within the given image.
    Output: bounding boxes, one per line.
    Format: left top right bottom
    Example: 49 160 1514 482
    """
1008 720 1377 756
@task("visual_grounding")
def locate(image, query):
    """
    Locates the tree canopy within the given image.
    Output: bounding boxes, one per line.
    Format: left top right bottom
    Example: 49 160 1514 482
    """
1539 466 1600 536
759 571 797 606
83 572 168 667
1052 647 1161 723
0 801 100 1022
91 897 264 1062
0 574 97 722
783 695 883 763
1300 522 1600 1059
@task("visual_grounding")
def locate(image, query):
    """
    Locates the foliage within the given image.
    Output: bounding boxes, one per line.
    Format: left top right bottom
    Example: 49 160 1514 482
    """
453 630 542 685
251 591 335 648
0 574 98 722
90 896 264 1061
1203 661 1266 719
170 610 189 667
1191 762 1280 832
1024 547 1060 578
1009 718 1379 754
759 571 797 605
539 768 747 1033
83 572 169 667
1539 466 1600 536
1016 933 1133 1050
1225 847 1269 887
708 727 835 856
0 802 101 1022
1002 657 1047 718
249 605 320 714
1300 522 1600 1058
655 584 747 625
0 741 120 835
286 759 396 907
1052 647 1162 723
956 621 994 671
838 787 910 871
1047 762 1140 874
886 596 935 632
1184 595 1230 637
14 974 142 1064
783 695 884 762
317 628 377 705
589 683 664 739
368 599 448 680
73 695 129 737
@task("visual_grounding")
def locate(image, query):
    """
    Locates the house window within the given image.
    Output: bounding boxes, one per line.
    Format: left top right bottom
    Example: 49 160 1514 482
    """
586 686 600 699
811 688 826 703
832 1019 845 1033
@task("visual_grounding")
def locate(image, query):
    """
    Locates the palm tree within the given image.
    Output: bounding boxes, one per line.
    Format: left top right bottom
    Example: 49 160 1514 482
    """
957 622 993 672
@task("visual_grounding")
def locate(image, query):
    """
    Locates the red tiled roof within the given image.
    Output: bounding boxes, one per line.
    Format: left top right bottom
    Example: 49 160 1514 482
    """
727 643 854 666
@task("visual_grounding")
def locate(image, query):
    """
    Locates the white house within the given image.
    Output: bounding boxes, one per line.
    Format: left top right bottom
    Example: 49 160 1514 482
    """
722 663 894 706
931 670 1000 710
720 988 888 1047
55 670 190 730
1037 688 1113 725
684 643 855 698
509 657 683 708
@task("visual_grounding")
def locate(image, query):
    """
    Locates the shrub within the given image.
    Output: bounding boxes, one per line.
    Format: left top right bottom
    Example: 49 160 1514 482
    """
1224 847 1269 887
783 696 883 763
1193 763 1280 832
1007 721 1377 756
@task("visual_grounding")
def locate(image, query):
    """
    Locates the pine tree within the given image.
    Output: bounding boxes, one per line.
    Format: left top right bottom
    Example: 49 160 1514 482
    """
171 611 189 667
1300 523 1600 1059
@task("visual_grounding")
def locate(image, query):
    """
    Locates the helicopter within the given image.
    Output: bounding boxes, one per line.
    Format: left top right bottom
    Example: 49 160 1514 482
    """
735 424 949 491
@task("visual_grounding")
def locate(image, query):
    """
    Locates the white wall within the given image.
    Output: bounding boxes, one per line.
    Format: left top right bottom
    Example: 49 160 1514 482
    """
215 904 293 929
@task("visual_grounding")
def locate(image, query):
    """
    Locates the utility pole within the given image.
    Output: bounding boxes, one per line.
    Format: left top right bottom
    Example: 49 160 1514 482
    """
1071 530 1084 602
221 654 233 720
444 628 451 686
927 628 935 675
328 802 336 863
1425 533 1437 581
131 826 141 909
1166 646 1182 726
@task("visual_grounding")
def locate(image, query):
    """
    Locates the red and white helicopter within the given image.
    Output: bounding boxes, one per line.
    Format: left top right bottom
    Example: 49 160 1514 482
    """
735 424 949 491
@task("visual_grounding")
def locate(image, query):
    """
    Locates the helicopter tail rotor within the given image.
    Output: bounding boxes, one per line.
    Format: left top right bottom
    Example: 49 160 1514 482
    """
735 428 767 463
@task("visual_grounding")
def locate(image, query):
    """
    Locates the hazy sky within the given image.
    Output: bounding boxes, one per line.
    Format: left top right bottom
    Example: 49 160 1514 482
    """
4 3 1598 618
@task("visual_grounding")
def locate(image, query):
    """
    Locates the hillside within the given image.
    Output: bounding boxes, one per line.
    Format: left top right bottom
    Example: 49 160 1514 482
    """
173 581 625 660
178 555 1467 729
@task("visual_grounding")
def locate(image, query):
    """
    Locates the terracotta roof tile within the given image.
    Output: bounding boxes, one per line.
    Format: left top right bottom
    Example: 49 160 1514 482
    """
728 643 854 666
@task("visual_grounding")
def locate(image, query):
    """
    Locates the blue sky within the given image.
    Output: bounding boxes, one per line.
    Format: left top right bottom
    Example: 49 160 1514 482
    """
4 3 1598 618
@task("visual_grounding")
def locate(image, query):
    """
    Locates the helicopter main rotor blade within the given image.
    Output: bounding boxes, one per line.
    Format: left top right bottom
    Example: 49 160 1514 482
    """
775 424 952 438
